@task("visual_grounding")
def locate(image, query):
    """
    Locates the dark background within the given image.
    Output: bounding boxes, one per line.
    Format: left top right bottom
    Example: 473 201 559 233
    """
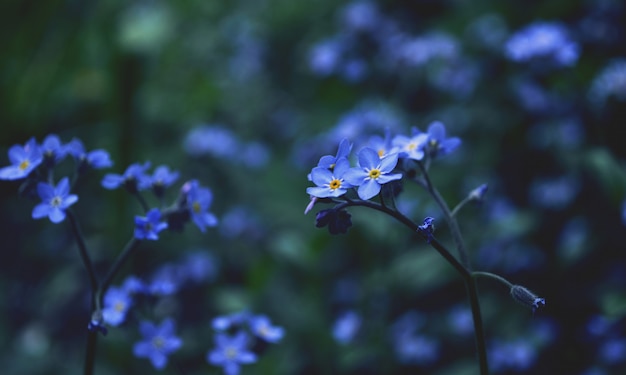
1 0 625 374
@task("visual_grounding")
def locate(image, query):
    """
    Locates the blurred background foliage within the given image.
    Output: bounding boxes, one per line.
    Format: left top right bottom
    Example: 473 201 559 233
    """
1 0 626 374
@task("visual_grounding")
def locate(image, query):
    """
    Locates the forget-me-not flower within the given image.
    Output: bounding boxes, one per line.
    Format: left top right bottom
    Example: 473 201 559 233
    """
505 21 579 66
40 134 67 167
392 130 429 161
249 315 285 343
185 180 218 232
0 138 43 180
133 318 182 370
134 208 168 240
207 331 257 375
102 162 151 192
32 177 78 223
343 147 402 200
102 287 132 326
307 157 353 198
65 138 113 171
424 121 461 157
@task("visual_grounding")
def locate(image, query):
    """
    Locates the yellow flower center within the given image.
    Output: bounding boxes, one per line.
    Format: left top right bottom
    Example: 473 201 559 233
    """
377 149 385 157
368 169 381 179
114 301 126 312
152 336 165 349
407 142 418 151
329 178 341 190
225 346 238 359
19 160 30 171
192 201 201 213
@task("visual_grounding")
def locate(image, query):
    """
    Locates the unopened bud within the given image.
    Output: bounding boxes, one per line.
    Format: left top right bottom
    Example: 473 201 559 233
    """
510 285 545 313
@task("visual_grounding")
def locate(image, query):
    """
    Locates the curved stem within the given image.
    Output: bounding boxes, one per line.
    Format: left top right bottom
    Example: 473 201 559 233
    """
415 161 470 268
473 271 513 289
133 191 150 213
67 210 99 303
336 199 488 374
96 237 141 308
450 196 472 218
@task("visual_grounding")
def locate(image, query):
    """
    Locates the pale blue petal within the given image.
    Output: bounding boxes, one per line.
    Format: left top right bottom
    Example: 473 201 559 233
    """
333 157 351 177
49 208 66 223
343 168 368 186
317 155 335 168
379 153 399 173
310 167 333 186
336 139 353 159
62 194 78 208
306 186 332 198
358 148 380 169
32 204 51 219
428 121 446 140
358 179 381 200
0 166 24 180
224 362 240 375
377 173 403 184
37 182 55 201
238 351 257 364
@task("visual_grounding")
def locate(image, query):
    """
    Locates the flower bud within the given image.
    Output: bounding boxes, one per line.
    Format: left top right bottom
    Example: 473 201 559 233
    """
510 285 545 313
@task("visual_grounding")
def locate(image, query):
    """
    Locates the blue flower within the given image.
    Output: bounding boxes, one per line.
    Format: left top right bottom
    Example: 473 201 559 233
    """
343 148 402 200
134 208 168 240
424 121 461 157
307 158 353 198
150 165 179 189
505 21 579 66
0 138 43 180
469 183 489 201
31 177 78 223
133 319 182 370
207 331 257 375
510 285 545 313
249 315 285 343
65 138 113 171
316 138 353 170
40 134 68 167
102 162 151 192
185 180 218 232
392 130 428 161
332 311 361 345
367 129 394 159
212 311 251 331
102 286 132 326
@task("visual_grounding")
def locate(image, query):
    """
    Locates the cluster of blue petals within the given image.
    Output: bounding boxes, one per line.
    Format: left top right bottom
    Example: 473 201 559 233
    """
306 121 461 202
208 311 284 375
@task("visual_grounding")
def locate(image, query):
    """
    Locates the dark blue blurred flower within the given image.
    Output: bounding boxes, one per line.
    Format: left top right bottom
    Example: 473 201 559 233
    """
102 162 151 192
309 38 344 76
207 331 257 375
0 138 42 180
40 134 67 167
424 121 461 157
344 147 401 200
212 311 251 331
179 251 217 283
150 165 179 189
490 339 537 371
589 58 626 105
185 180 218 232
102 286 132 326
134 208 168 240
529 175 579 210
394 334 439 365
599 338 626 365
249 315 284 343
332 310 361 345
32 177 78 223
448 306 473 336
184 125 239 158
340 1 381 32
122 275 147 294
65 138 113 171
307 158 353 198
315 208 352 235
133 318 182 370
238 141 271 169
505 21 579 66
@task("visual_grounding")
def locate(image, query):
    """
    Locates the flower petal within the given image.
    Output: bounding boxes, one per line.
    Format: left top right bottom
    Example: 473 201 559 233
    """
357 148 380 169
342 168 368 186
358 179 381 200
379 152 399 173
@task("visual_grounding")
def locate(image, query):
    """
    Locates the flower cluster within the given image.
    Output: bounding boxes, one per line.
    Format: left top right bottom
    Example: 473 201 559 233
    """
208 311 285 375
305 121 461 230
504 21 579 67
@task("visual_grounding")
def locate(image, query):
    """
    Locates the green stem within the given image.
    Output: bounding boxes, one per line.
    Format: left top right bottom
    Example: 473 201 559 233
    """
450 196 472 218
416 161 470 268
336 199 488 374
84 330 98 375
66 210 99 303
472 271 513 289
96 238 141 309
134 191 149 213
